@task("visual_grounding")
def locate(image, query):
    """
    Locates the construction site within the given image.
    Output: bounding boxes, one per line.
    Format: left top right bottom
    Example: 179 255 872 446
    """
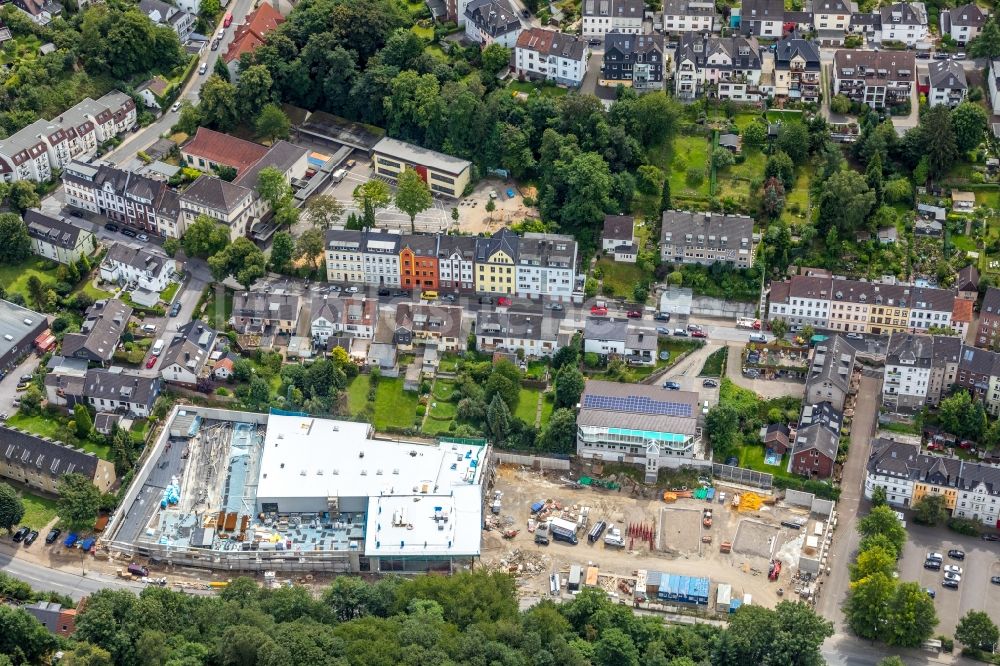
483 464 836 614
103 406 492 574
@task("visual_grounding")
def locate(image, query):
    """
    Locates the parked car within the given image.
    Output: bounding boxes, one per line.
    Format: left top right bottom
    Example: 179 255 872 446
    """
45 528 61 544
673 329 689 337
846 332 864 340
590 305 608 316
943 565 963 575
346 159 356 168
626 309 642 318
170 302 181 317
657 327 671 335
145 356 157 369
944 572 962 583
983 534 1000 541
948 549 965 560
926 552 944 562
137 233 149 242
198 62 208 74
925 588 935 599
15 383 29 392
942 578 960 589
546 303 563 311
442 293 456 302
923 559 941 570
991 576 1000 585
702 379 719 388
345 286 359 294
19 374 32 383
498 296 512 307
12 527 29 542
70 210 83 218
171 101 181 112
654 313 670 322
933 52 949 59
121 228 137 238
105 223 120 232
480 296 495 305
692 330 708 338
377 287 390 296
329 285 341 292
23 530 38 546
420 290 438 300
663 381 681 390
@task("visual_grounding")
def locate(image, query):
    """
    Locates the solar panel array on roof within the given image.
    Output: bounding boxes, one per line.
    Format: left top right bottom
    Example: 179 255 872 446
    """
582 394 693 417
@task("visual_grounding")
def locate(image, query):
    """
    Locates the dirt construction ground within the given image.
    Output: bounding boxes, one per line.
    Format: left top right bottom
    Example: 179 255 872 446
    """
485 466 821 610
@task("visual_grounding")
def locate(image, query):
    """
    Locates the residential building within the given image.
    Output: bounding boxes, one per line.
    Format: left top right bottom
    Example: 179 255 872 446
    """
954 464 1000 528
23 602 77 637
602 214 636 261
813 0 851 41
514 28 589 87
768 274 958 335
181 127 270 176
798 401 843 432
673 33 763 101
476 310 559 356
371 137 472 199
0 426 115 494
662 0 717 33
581 0 644 38
232 291 301 335
61 299 131 365
772 38 822 103
158 320 218 386
464 0 523 48
175 0 200 13
136 76 170 109
325 229 365 284
233 140 310 193
942 3 987 45
24 209 95 265
882 332 960 410
849 11 880 41
833 50 915 109
602 32 664 91
0 300 47 373
310 296 377 343
956 265 980 301
876 2 928 46
927 58 967 107
475 229 519 294
437 235 477 291
761 423 791 454
0 91 135 183
988 60 1000 115
222 3 285 74
953 190 976 213
738 0 784 37
789 423 838 478
864 438 921 507
14 0 62 24
99 242 174 293
978 287 1000 348
516 232 577 300
178 175 255 241
803 335 856 411
955 344 1000 413
363 229 402 288
400 235 440 291
63 161 179 236
660 210 755 268
952 299 974 341
81 367 161 417
394 303 465 351
583 317 658 365
577 381 702 482
139 0 196 42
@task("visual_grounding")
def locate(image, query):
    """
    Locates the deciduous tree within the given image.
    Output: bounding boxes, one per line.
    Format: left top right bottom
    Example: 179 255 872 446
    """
884 582 938 647
269 232 294 272
296 228 326 272
956 610 1000 651
394 168 433 233
181 215 230 258
912 493 948 526
306 194 344 230
952 101 988 153
0 213 31 263
538 408 577 453
236 65 275 118
0 483 24 533
764 151 795 191
208 237 267 289
73 403 93 438
57 473 101 532
554 365 584 409
856 505 907 555
255 103 290 144
199 75 238 131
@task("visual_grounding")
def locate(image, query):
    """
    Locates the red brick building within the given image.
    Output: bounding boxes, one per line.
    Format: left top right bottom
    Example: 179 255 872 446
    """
789 423 837 479
399 235 440 291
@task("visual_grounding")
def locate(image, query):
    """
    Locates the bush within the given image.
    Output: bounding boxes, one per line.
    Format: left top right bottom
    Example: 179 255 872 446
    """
686 167 705 186
947 517 981 536
215 387 229 396
416 405 426 416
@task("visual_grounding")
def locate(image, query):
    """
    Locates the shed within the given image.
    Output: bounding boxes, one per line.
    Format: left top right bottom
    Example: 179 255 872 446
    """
585 566 599 587
568 564 582 590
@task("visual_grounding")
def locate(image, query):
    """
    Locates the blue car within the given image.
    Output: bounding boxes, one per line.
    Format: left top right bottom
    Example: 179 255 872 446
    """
506 188 515 198
663 381 681 390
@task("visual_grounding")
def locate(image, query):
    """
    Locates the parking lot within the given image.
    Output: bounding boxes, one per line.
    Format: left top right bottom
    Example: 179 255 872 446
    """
898 520 1000 636
486 465 830 609
0 355 42 418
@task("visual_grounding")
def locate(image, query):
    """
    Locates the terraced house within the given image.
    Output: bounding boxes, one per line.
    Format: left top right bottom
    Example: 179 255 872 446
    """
881 333 960 411
865 439 1000 527
581 0 644 38
601 32 664 91
475 229 519 295
833 49 915 109
674 33 763 101
63 160 175 236
770 38 821 104
660 210 755 267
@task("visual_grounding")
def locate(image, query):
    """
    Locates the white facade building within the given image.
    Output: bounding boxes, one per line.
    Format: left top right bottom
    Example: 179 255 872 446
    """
581 0 644 38
514 28 589 87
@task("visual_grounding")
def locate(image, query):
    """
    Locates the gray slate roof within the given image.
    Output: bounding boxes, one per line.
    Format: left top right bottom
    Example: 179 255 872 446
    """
158 320 218 377
0 426 104 480
83 367 160 408
61 299 132 363
928 58 967 90
661 210 754 252
24 209 85 250
583 0 644 18
180 175 252 213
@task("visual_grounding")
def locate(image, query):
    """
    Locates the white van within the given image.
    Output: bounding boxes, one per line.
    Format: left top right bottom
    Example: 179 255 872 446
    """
332 168 347 183
198 62 207 75
749 333 768 343
151 339 165 356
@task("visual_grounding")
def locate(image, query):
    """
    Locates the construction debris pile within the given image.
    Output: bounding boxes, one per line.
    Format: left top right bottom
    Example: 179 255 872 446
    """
495 548 550 577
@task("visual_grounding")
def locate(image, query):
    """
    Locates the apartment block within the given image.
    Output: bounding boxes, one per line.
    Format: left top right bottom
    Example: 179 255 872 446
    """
833 50 915 109
660 210 755 268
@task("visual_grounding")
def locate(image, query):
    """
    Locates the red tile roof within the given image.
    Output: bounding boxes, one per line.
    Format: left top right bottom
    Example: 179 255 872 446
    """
223 3 285 64
181 127 269 174
952 298 973 323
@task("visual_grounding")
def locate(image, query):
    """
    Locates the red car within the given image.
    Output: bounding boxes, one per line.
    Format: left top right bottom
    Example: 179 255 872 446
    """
498 296 512 306
626 310 642 318
590 305 608 316
692 330 708 338
146 356 157 369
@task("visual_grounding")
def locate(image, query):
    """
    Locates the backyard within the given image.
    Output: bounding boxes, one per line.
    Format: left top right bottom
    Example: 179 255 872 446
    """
649 134 712 205
19 489 59 531
0 257 58 303
199 286 233 331
738 442 796 480
595 257 649 300
507 80 569 98
6 411 112 460
344 375 421 431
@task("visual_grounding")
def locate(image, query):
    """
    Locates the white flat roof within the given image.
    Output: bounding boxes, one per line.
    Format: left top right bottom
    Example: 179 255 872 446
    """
256 414 486 502
364 487 482 558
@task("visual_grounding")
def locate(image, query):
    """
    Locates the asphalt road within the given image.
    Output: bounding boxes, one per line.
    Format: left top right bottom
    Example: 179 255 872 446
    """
0 545 145 600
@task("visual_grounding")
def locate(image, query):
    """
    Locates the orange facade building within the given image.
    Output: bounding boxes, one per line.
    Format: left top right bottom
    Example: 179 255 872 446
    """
400 235 440 291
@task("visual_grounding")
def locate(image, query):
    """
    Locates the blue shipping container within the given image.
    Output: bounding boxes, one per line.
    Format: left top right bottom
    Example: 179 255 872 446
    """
729 599 743 613
706 488 716 501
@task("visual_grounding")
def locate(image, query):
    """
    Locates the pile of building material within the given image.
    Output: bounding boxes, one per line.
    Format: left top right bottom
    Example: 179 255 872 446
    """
495 549 549 577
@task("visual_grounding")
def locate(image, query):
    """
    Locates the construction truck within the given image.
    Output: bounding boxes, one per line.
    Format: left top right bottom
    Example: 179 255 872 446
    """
702 509 713 528
736 317 761 330
604 524 625 548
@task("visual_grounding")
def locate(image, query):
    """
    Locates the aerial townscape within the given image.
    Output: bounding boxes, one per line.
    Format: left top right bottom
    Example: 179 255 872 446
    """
3 0 1000 662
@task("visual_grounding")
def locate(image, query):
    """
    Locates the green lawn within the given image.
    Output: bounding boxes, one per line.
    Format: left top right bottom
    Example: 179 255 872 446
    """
951 234 978 253
0 257 58 302
507 80 569 98
201 287 233 330
658 134 712 202
739 444 795 480
515 387 542 425
372 377 420 431
411 24 434 39
975 190 1000 208
699 347 727 377
782 165 814 226
159 282 180 304
439 353 461 373
596 258 650 300
423 398 457 436
345 375 370 415
7 411 111 460
717 149 766 202
731 113 765 130
19 491 59 531
75 281 113 301
539 393 554 427
766 110 804 123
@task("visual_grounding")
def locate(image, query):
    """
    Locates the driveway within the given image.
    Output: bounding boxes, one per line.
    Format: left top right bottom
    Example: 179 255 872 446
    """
816 374 880 631
0 355 42 417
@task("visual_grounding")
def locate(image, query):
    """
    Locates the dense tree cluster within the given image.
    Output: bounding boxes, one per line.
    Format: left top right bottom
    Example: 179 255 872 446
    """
0 569 836 666
704 380 800 464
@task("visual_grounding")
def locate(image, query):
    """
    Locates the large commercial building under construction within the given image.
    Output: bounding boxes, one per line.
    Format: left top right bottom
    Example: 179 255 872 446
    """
104 406 492 573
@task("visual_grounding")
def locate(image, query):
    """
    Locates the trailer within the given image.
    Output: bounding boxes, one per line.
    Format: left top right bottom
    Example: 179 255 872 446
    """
715 583 732 612
63 533 78 548
550 523 578 545
549 573 561 596
568 565 582 591
587 520 607 544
